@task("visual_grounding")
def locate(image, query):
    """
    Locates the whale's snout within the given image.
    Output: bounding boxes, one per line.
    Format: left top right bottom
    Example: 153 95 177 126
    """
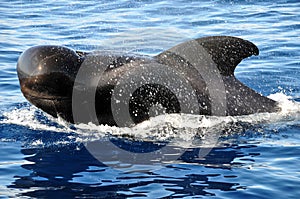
17 45 83 98
17 45 83 121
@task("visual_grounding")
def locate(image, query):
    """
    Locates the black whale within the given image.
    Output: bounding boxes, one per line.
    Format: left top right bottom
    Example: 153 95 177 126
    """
17 36 280 126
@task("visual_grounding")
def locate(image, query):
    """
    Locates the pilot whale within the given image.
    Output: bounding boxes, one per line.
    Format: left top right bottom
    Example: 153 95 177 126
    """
17 36 280 126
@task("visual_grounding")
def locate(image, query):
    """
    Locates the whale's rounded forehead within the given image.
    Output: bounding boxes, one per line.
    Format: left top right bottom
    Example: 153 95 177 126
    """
17 45 82 78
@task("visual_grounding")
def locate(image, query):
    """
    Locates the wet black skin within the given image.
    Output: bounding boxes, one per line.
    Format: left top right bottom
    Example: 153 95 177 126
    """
17 36 280 126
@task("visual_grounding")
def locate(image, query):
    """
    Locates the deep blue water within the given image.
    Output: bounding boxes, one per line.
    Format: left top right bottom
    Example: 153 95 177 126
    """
0 0 300 198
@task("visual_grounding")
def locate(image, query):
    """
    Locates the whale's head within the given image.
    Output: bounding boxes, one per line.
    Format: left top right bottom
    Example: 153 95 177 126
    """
17 45 84 122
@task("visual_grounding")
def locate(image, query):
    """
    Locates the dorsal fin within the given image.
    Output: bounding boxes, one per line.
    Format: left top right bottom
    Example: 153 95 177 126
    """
157 36 259 76
195 36 259 76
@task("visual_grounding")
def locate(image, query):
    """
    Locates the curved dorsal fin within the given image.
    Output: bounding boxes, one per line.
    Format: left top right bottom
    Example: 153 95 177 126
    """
195 36 259 76
157 36 259 76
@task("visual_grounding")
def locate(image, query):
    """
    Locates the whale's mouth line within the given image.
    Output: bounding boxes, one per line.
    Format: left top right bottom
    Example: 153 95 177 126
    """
21 84 71 101
23 91 71 101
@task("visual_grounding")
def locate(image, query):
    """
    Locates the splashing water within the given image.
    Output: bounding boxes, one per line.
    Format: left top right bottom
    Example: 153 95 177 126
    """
1 93 299 148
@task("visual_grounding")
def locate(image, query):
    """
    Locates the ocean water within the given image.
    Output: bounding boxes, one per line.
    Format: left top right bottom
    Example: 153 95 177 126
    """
0 0 300 198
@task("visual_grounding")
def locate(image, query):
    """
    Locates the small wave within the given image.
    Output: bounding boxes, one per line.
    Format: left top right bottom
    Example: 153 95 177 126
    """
0 105 72 133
